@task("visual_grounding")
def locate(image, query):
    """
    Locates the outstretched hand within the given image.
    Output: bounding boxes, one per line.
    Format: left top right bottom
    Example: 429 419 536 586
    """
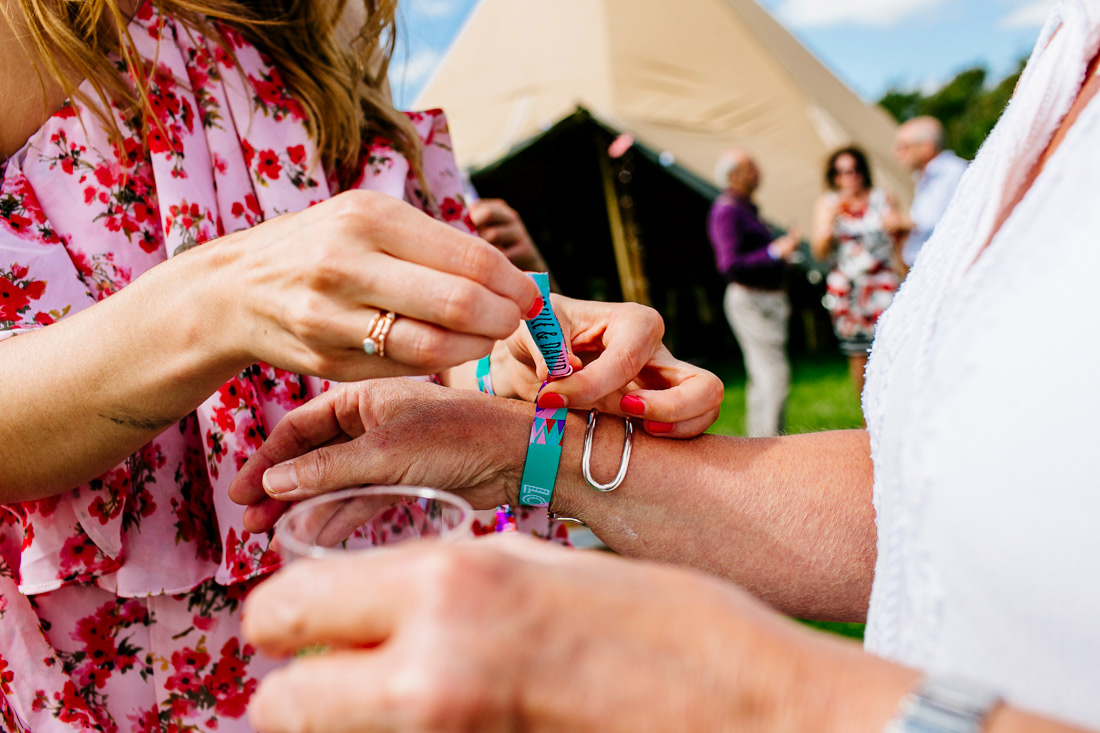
227 379 528 534
242 535 914 733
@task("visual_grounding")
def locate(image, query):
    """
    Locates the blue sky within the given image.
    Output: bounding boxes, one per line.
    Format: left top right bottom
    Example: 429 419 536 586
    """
389 0 1056 108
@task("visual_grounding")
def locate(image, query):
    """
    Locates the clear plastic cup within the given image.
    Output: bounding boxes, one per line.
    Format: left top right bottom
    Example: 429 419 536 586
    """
274 486 474 562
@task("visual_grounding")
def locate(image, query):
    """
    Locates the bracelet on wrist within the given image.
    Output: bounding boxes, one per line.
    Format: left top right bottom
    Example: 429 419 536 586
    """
581 409 634 492
518 382 568 507
475 353 495 396
884 676 1002 733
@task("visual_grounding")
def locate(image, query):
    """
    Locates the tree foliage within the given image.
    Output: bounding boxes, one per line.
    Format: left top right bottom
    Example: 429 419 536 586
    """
878 60 1026 160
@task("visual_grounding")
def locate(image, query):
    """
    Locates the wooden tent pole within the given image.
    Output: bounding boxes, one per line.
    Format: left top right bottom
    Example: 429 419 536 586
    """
596 136 650 305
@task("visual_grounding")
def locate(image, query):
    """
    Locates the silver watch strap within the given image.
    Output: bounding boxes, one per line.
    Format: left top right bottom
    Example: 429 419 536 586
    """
885 676 1002 733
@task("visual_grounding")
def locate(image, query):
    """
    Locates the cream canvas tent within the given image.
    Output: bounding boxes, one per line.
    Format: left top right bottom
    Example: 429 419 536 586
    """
411 0 907 361
413 0 910 232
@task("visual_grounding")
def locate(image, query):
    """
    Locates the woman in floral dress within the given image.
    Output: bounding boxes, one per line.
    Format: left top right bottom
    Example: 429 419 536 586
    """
811 146 905 399
0 0 722 729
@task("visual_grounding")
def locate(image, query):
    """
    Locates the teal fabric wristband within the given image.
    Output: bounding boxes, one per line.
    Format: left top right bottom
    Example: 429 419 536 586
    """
524 272 573 379
475 354 495 395
518 384 568 507
517 272 570 508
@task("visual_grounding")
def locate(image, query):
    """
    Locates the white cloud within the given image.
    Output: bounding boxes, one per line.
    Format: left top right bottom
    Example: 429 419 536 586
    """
998 0 1057 29
775 0 948 28
406 0 456 19
392 48 441 88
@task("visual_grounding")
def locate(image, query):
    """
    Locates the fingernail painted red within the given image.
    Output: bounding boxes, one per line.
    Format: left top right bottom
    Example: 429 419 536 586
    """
644 420 674 434
620 395 645 416
538 392 567 409
524 297 544 320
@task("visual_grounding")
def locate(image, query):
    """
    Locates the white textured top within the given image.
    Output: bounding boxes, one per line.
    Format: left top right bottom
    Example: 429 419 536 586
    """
863 1 1100 728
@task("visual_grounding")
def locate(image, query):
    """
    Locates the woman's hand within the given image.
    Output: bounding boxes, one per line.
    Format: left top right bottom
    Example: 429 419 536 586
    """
211 189 541 381
484 296 724 438
241 536 920 733
227 379 529 533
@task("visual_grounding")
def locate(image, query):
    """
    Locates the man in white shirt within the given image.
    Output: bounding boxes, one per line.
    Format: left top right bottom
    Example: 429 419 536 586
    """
893 116 969 267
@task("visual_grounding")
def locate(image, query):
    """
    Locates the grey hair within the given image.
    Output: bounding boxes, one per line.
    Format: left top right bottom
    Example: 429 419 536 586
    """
714 153 742 188
902 116 945 151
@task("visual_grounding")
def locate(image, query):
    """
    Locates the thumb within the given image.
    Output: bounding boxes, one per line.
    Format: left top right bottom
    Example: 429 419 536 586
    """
261 433 403 501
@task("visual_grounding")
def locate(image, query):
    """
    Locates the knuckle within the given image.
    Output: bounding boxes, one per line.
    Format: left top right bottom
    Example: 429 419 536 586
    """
705 374 726 405
326 190 369 228
419 547 510 604
329 189 394 240
412 551 469 603
437 282 481 329
453 238 498 282
632 303 666 339
294 447 336 489
405 672 457 728
403 326 450 368
413 673 504 731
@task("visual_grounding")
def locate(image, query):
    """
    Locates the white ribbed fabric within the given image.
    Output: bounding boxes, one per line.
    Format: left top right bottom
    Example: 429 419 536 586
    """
863 1 1100 728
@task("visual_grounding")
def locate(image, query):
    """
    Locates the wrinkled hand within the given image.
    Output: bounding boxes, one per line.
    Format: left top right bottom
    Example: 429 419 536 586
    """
215 190 540 382
469 198 547 273
227 379 528 533
242 536 897 733
490 296 724 437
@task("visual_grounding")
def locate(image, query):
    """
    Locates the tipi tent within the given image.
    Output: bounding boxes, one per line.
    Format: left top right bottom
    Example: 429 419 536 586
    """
414 0 910 232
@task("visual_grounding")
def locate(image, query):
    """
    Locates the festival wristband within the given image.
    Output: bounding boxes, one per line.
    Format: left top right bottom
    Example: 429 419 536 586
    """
524 272 573 379
518 383 569 507
475 354 495 395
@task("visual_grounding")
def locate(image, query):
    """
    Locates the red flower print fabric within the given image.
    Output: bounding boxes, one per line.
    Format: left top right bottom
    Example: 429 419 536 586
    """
0 2 484 730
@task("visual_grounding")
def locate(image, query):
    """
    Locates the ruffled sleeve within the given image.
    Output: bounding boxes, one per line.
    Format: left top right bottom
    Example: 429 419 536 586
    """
0 161 97 341
402 109 478 235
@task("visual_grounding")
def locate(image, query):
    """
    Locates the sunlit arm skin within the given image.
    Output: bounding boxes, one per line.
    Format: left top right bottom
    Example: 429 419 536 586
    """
230 378 873 621
231 380 1096 733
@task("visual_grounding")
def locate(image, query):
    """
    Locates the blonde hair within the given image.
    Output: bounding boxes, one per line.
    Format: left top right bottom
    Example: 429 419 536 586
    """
2 0 422 185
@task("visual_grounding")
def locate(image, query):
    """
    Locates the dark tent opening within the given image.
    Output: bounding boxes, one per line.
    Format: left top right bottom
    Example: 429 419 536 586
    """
470 107 837 369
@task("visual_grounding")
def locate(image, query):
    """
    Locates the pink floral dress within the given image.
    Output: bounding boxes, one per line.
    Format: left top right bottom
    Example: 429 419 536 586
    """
0 5 564 730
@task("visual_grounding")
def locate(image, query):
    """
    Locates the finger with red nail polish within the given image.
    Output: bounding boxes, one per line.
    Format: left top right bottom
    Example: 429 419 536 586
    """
643 420 674 434
620 395 646 416
524 296 545 320
538 392 567 409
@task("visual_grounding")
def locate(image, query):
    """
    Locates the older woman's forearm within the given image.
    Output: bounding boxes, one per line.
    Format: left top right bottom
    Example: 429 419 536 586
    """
549 418 876 621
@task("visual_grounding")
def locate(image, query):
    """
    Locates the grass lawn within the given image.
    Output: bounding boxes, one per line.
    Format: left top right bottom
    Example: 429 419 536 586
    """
706 356 864 437
705 353 867 641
